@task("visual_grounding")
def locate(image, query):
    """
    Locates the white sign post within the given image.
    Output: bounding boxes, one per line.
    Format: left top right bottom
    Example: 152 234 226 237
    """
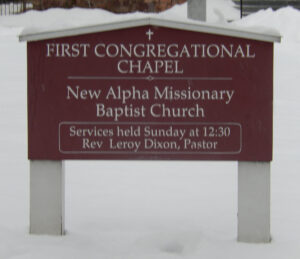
30 160 65 235
238 162 271 242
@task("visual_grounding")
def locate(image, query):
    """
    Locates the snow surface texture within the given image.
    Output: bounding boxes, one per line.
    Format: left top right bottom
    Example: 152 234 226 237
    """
0 1 300 258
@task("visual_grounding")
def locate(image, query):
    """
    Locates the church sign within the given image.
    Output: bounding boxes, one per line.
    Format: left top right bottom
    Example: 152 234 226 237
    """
23 18 278 160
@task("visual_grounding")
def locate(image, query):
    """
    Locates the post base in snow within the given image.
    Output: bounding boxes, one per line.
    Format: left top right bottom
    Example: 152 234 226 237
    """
30 160 65 235
237 161 271 243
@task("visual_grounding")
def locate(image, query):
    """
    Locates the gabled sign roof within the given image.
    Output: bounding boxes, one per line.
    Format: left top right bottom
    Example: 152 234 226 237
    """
26 15 276 161
19 17 281 43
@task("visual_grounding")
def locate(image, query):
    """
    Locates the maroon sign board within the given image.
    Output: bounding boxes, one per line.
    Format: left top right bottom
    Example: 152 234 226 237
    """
25 18 277 161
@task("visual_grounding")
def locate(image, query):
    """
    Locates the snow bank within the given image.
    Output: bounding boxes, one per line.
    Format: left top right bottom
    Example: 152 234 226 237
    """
233 6 300 43
0 1 300 259
0 1 239 35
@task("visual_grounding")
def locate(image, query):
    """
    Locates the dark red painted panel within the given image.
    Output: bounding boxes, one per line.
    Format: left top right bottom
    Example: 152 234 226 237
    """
27 26 273 160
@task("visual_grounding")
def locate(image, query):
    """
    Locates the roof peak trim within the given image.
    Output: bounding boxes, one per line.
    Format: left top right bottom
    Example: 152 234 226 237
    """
19 16 281 43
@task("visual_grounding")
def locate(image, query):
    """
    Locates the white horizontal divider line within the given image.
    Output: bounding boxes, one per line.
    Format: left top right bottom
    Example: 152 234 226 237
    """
67 76 232 81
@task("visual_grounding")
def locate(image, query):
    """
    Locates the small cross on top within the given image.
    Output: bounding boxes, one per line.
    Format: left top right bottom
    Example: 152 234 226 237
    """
146 28 154 41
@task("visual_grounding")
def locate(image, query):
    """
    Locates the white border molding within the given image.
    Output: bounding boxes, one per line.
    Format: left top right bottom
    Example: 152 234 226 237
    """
20 17 281 43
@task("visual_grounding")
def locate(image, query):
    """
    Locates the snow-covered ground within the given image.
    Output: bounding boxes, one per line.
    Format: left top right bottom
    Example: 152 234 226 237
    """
0 1 300 258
